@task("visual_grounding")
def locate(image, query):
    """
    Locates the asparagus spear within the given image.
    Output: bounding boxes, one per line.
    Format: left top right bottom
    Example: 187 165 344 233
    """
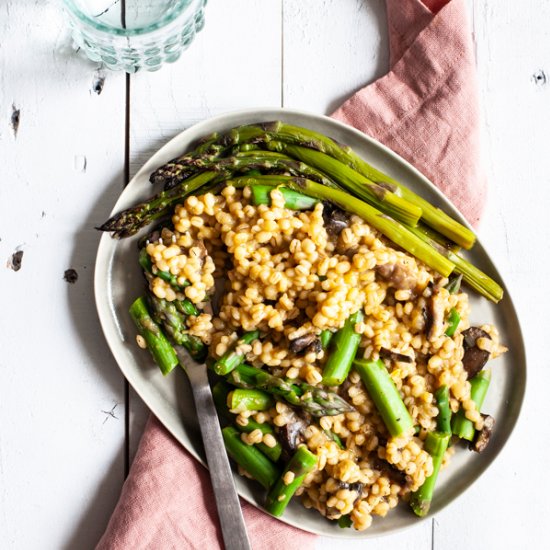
451 370 491 441
129 296 179 375
265 445 318 517
213 381 282 462
222 426 281 490
230 177 454 277
147 293 207 361
99 156 334 238
265 142 422 227
228 389 274 412
249 184 319 210
227 364 355 417
213 330 260 376
410 431 451 516
434 386 452 434
149 126 267 189
98 170 219 238
353 358 414 437
322 310 364 386
409 224 503 303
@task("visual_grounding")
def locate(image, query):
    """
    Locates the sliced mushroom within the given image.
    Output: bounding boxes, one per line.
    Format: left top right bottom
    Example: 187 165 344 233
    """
426 287 447 341
469 414 495 453
379 347 413 364
322 202 350 236
277 416 308 462
289 333 321 354
375 263 416 290
462 327 491 379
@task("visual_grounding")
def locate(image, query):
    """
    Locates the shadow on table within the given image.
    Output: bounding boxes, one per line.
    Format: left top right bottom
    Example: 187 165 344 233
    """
62 442 126 549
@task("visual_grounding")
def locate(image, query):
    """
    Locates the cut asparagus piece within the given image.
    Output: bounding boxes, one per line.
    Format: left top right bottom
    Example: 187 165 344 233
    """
129 296 179 376
227 364 355 417
229 389 274 412
213 330 260 376
434 386 452 434
249 184 318 210
266 142 422 227
410 431 451 516
322 310 364 386
320 329 333 349
222 427 281 490
451 370 491 441
445 308 461 337
213 381 282 462
265 445 318 517
147 293 206 361
354 358 414 437
230 177 454 277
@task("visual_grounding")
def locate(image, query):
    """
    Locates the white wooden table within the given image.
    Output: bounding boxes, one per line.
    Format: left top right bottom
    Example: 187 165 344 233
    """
0 1 547 548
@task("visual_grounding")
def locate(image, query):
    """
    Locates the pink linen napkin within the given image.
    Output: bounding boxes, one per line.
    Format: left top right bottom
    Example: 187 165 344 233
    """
97 1 484 548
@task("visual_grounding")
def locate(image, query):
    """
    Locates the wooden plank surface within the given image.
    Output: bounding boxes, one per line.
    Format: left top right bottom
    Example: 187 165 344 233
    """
0 0 547 548
0 3 127 549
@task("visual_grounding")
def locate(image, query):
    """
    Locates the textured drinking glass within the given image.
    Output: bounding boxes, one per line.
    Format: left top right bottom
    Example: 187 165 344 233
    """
62 0 207 72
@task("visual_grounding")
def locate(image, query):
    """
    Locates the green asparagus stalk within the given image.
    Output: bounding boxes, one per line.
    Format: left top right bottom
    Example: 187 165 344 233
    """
322 310 364 386
222 426 281 490
213 381 282 462
147 293 206 361
229 389 274 412
99 170 219 238
451 370 491 441
202 121 474 248
129 296 179 375
266 142 422 227
230 177 454 277
409 224 503 303
445 308 461 337
249 184 318 210
265 445 318 517
100 155 335 238
434 386 452 434
445 274 463 294
410 431 451 516
213 330 260 376
227 364 355 417
354 358 414 437
320 329 333 349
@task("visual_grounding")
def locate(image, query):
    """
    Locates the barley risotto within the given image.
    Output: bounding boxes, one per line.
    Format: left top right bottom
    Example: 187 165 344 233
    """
140 185 505 530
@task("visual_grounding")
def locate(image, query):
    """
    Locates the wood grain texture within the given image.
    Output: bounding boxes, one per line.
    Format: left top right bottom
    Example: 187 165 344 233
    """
0 2 127 548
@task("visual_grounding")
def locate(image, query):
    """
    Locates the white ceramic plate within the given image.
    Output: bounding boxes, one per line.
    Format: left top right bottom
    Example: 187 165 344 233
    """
94 108 526 538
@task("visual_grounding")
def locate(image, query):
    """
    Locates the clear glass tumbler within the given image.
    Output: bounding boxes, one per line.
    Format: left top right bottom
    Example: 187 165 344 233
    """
62 0 207 73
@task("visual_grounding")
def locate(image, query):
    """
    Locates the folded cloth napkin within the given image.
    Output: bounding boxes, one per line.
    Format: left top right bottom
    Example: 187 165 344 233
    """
97 1 484 548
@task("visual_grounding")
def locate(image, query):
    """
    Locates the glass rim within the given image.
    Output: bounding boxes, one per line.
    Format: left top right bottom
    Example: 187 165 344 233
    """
62 0 198 37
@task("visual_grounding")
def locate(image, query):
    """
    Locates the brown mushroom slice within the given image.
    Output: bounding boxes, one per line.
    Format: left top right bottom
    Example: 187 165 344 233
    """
375 262 417 290
470 414 495 453
289 333 321 354
322 202 350 236
277 416 308 461
379 347 413 364
462 327 491 379
426 287 447 341
338 481 365 503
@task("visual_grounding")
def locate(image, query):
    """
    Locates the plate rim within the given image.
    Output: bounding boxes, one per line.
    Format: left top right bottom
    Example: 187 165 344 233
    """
94 106 526 539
